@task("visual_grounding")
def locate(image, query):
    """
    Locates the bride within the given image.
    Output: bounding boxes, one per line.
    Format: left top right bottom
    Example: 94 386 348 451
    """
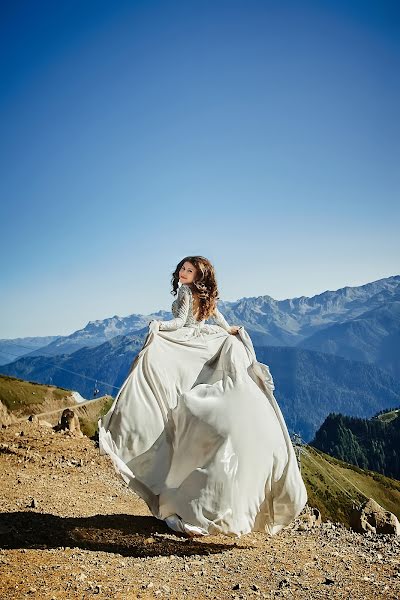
98 256 307 537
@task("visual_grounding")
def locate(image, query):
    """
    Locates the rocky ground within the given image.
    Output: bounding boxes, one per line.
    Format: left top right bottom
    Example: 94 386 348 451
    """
0 420 399 600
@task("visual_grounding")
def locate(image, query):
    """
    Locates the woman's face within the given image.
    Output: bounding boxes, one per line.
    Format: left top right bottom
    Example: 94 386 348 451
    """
179 261 197 284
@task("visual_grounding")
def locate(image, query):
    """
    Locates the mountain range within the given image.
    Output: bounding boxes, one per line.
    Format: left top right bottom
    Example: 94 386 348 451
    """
1 274 399 442
2 274 399 372
0 336 60 366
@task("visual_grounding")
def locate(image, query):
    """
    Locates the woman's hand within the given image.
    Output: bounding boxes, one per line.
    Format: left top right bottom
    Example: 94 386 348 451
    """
228 325 241 335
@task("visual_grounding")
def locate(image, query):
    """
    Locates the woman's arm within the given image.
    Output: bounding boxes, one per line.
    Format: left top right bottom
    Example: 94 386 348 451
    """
156 285 191 331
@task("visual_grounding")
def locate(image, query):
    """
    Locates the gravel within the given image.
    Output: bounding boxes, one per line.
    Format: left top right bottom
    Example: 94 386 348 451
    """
0 420 399 599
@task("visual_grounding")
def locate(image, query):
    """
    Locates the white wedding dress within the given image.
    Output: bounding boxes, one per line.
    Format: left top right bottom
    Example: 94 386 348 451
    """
98 284 307 537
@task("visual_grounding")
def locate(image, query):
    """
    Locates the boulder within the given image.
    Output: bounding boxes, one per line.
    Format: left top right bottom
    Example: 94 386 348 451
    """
0 400 17 427
54 408 81 435
295 505 322 530
350 498 400 535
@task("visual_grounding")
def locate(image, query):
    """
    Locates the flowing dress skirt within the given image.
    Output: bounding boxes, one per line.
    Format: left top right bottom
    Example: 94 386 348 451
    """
98 322 307 537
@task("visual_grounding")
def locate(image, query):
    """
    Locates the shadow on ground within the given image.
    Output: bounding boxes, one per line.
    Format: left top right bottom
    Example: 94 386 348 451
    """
0 512 244 557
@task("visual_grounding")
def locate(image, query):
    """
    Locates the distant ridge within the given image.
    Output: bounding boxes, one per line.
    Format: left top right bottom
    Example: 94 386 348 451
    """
1 274 399 441
1 274 398 367
0 335 60 366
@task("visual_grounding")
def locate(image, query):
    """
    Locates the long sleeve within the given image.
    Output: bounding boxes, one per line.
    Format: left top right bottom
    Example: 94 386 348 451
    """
211 305 231 331
158 285 191 331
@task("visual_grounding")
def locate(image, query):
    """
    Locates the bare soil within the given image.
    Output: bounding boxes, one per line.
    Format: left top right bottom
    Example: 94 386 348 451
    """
0 420 399 600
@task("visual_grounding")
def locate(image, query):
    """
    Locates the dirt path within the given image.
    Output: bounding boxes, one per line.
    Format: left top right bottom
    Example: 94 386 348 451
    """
0 420 399 599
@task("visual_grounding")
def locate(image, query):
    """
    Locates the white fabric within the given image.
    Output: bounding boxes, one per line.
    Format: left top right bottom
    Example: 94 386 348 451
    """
98 295 307 537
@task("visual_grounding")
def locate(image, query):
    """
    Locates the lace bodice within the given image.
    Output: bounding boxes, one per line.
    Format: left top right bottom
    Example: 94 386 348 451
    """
158 284 231 331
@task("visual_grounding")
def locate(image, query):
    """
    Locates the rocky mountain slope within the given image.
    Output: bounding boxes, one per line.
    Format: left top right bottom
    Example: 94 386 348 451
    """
0 374 77 424
1 418 399 599
298 299 400 379
0 374 112 436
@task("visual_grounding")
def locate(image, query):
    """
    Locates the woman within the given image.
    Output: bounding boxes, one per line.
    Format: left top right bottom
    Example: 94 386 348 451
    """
98 256 307 537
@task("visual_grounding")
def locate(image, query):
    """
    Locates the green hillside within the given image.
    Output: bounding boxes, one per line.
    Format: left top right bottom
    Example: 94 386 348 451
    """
78 395 114 437
0 374 114 438
0 374 71 413
301 444 400 526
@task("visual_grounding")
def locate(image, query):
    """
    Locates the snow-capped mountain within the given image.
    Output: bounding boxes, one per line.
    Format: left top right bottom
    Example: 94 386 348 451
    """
2 275 399 376
228 275 400 345
11 311 171 360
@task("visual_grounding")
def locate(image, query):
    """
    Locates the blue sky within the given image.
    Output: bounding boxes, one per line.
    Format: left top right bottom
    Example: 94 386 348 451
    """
0 0 399 338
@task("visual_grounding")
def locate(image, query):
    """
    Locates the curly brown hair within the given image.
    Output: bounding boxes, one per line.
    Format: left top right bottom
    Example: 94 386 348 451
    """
170 256 221 321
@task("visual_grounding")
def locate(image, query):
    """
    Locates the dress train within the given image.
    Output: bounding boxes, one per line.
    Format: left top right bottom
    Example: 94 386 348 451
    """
98 318 307 537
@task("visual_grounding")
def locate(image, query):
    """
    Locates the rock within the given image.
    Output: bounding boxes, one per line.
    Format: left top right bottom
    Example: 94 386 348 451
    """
295 506 322 530
53 409 81 434
350 498 400 535
30 498 37 508
0 401 17 426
